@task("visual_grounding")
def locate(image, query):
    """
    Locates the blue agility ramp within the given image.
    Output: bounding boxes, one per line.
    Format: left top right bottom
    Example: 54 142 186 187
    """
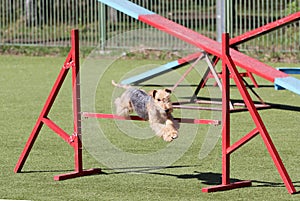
275 68 300 91
99 0 154 19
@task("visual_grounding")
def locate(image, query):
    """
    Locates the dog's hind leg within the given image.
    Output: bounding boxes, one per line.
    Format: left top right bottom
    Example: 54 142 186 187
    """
114 97 132 118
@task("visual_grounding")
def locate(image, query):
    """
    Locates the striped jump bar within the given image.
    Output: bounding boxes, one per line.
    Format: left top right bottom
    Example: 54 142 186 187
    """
82 112 221 125
98 0 300 96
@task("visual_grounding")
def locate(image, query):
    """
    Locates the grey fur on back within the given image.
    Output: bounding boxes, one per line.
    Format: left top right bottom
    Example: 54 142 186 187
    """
128 88 152 120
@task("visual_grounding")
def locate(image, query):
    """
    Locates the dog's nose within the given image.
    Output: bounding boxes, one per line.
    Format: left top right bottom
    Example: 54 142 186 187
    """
172 135 178 139
165 109 170 113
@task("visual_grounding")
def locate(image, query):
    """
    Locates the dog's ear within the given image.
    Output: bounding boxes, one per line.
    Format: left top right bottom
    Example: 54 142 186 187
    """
151 90 157 98
165 89 172 94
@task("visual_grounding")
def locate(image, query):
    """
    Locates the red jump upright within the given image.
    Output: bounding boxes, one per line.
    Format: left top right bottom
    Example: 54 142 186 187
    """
201 33 296 194
98 0 299 194
14 29 101 180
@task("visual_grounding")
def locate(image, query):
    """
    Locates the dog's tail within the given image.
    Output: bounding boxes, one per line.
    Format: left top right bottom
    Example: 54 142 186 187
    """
111 80 131 89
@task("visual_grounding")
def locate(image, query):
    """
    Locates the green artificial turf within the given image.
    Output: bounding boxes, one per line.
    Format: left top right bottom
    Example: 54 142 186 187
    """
0 54 300 201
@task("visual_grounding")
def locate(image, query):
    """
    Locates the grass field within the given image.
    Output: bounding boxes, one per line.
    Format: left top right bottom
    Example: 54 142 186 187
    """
0 54 300 201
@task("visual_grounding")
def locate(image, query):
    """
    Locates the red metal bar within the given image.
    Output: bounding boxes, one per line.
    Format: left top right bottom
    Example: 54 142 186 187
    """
83 112 146 121
53 168 102 181
171 53 204 91
202 180 252 193
71 29 82 173
226 128 259 155
82 112 221 126
42 117 74 146
230 12 300 46
246 71 259 88
221 33 231 186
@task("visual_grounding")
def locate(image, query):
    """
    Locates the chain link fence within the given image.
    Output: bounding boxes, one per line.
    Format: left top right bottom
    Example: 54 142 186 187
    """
0 0 299 59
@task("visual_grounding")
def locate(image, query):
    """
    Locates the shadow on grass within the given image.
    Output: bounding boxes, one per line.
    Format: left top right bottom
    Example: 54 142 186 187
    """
152 170 300 192
101 165 200 174
103 165 300 192
19 165 300 193
268 102 300 112
20 169 108 176
20 169 74 173
176 95 300 112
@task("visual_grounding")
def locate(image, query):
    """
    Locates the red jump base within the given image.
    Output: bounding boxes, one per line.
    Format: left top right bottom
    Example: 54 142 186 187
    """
54 168 102 181
202 180 252 193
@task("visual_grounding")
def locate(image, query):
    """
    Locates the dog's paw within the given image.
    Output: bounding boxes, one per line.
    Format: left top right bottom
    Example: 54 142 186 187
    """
162 130 178 142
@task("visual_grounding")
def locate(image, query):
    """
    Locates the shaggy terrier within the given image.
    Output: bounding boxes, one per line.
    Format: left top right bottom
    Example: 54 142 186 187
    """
112 80 179 142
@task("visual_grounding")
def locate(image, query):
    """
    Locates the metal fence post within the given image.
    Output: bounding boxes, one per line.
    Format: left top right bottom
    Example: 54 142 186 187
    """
216 0 226 42
226 0 232 34
99 2 106 51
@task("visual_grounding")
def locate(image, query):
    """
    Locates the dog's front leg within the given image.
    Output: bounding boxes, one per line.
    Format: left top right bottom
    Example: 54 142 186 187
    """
149 118 178 142
167 113 180 130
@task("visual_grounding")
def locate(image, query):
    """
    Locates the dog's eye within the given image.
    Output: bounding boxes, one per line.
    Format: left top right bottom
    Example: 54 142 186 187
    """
157 98 161 101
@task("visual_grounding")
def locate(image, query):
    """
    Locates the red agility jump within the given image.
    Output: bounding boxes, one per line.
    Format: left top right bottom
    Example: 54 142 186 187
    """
14 30 102 180
14 29 221 181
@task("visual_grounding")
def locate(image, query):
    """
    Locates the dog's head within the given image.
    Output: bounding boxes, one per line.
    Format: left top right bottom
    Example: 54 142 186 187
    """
149 89 173 114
